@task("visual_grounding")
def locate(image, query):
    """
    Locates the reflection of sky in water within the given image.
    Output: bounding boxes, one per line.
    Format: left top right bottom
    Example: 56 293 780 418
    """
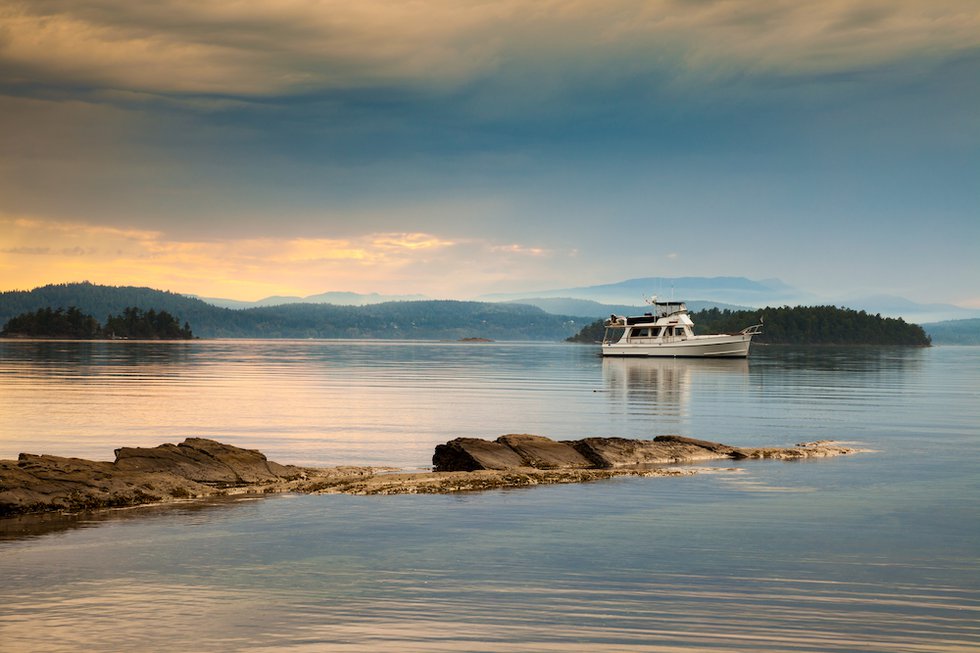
2 478 977 652
3 341 952 468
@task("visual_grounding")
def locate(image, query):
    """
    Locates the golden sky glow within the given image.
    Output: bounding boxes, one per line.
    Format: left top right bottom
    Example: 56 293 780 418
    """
0 214 564 300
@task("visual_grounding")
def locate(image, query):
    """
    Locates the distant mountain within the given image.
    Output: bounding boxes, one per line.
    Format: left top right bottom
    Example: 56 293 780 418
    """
841 295 980 324
194 290 428 309
506 297 752 318
921 318 980 345
481 277 979 323
1 283 585 340
480 276 810 307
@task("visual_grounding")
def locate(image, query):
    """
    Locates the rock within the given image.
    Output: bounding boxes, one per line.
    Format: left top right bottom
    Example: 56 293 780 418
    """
496 434 593 469
431 437 527 471
1 453 214 516
737 441 857 459
0 438 310 518
432 434 748 471
1 435 859 519
114 438 304 486
570 436 737 467
434 434 854 471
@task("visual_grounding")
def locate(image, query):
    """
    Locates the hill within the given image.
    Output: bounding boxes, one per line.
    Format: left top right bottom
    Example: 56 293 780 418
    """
481 276 806 306
567 305 931 346
193 290 428 309
922 318 980 345
0 283 586 340
0 283 235 336
506 297 751 318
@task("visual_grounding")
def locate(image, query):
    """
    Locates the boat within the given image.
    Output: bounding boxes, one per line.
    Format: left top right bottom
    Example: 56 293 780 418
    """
601 299 762 358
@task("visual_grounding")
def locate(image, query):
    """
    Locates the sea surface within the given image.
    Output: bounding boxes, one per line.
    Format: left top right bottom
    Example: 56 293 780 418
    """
1 340 978 652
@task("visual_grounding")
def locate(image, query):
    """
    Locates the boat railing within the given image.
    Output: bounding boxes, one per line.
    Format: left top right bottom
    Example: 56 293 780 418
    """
739 323 764 336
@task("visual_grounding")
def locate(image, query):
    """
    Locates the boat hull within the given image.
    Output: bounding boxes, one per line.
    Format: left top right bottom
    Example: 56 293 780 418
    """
601 334 753 358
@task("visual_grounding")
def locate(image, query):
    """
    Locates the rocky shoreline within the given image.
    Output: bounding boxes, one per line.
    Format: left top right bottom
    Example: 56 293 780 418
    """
0 435 857 517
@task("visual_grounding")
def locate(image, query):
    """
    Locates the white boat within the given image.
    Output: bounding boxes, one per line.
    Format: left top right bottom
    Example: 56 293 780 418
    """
601 300 762 358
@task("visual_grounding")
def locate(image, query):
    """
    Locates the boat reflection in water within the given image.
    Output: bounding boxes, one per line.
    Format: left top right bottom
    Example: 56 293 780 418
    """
602 355 749 419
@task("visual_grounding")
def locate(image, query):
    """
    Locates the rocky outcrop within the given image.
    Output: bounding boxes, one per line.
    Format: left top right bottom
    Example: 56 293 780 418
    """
0 439 313 517
432 434 596 471
572 435 744 467
432 434 791 471
113 437 301 486
1 435 858 518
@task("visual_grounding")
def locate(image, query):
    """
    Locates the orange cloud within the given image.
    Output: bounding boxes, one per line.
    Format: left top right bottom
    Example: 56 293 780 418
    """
490 244 549 256
0 215 569 299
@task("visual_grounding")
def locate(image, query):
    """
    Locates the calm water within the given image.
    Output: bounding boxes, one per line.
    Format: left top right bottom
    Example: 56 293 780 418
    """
1 341 978 652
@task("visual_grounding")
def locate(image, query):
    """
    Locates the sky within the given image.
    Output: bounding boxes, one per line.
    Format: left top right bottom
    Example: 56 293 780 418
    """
1 0 978 306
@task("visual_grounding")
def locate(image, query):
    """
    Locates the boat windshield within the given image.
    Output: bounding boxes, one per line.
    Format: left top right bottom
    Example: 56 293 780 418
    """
602 325 624 344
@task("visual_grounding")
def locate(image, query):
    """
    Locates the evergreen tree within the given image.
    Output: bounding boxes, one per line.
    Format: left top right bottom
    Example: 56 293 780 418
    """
2 306 194 339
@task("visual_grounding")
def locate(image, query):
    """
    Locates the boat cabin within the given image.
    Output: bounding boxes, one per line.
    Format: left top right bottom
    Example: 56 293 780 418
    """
602 302 695 345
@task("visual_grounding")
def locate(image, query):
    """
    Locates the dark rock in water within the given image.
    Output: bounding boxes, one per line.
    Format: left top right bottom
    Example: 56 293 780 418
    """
114 437 301 486
496 434 593 469
432 434 741 471
431 437 526 471
0 438 310 517
433 434 852 471
572 435 745 467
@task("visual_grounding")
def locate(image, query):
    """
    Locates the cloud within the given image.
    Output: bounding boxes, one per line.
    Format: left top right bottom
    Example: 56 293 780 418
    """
0 215 571 299
2 1 976 99
371 233 456 251
490 244 550 257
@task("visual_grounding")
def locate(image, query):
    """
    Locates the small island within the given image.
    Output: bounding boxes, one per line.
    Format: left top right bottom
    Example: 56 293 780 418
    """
567 305 931 346
1 306 194 340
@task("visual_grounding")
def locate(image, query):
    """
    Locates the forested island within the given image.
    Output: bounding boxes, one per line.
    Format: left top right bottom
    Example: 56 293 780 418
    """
567 306 931 346
1 306 194 339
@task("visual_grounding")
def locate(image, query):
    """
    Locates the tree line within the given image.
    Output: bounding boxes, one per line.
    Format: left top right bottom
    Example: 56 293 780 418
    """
567 305 931 346
1 306 194 339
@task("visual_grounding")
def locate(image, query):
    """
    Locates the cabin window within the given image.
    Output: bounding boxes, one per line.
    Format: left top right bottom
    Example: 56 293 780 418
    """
651 327 662 337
